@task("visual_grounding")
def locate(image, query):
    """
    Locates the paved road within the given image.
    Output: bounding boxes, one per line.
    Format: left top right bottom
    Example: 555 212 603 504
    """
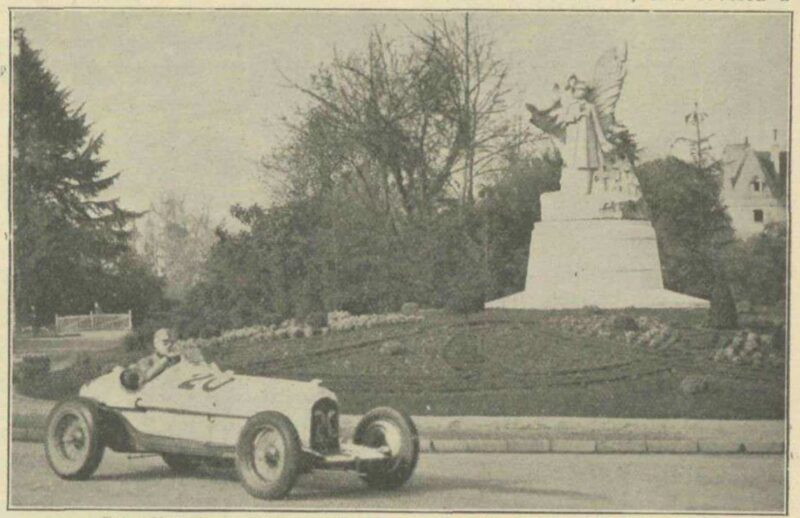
10 443 784 512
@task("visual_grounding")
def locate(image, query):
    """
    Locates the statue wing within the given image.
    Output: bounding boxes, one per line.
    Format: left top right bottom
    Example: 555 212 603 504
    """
526 102 566 143
588 43 628 136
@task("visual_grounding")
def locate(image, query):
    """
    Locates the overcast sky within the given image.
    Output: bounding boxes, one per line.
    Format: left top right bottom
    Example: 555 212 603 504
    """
13 10 791 224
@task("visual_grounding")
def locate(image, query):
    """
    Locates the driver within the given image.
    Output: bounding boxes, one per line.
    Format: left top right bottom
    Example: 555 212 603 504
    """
120 328 181 390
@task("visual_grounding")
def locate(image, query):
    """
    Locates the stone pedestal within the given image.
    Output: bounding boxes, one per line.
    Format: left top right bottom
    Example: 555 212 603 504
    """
485 171 709 310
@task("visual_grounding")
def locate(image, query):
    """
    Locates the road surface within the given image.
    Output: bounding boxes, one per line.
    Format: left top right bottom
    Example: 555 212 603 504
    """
10 443 784 512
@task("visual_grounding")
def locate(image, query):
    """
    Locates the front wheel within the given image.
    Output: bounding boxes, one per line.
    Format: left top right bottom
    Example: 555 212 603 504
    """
44 398 105 480
235 411 301 500
353 407 419 489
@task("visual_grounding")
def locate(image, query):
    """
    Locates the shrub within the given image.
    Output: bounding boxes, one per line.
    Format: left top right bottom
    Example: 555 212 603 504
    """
722 222 787 307
304 311 328 329
612 315 639 332
401 302 420 316
582 305 604 316
15 356 101 400
14 355 50 383
260 312 283 327
636 157 732 299
123 327 154 352
445 287 485 315
444 266 487 315
708 275 739 329
771 323 786 351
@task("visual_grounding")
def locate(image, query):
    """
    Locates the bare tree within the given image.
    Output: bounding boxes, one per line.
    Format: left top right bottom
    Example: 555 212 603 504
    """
412 14 512 205
133 193 216 300
263 16 513 220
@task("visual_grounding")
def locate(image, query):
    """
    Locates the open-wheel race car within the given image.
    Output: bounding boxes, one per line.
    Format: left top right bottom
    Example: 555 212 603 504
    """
44 348 419 500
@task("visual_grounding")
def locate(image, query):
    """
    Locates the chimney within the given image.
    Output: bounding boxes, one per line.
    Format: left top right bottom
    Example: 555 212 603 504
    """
771 128 781 172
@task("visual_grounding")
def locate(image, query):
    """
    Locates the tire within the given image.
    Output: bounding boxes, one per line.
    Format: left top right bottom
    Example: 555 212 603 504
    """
235 412 301 500
353 407 419 489
44 398 105 480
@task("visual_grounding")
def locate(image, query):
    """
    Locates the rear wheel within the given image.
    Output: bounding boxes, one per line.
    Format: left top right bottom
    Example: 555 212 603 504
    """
44 398 105 480
235 412 301 500
353 407 419 489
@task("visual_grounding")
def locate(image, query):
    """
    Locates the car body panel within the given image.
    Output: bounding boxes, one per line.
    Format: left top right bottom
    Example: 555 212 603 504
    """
79 358 337 449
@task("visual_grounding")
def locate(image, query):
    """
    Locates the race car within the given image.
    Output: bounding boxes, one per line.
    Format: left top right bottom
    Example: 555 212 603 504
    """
44 352 419 500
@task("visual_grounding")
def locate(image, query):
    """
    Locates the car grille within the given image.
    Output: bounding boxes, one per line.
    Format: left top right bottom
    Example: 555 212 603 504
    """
311 398 340 454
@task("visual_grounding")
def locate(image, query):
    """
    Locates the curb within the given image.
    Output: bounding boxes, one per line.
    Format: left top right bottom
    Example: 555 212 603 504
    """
11 427 785 455
11 403 786 455
421 438 784 454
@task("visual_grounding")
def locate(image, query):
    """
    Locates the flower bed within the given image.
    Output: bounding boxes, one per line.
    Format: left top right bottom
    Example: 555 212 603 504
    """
174 310 424 350
713 330 782 367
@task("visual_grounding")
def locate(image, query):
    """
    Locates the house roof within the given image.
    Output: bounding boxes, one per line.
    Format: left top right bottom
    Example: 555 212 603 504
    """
721 143 749 188
755 151 786 201
721 143 786 202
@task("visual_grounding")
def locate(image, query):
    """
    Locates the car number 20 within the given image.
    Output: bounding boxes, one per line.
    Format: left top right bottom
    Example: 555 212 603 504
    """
177 372 235 392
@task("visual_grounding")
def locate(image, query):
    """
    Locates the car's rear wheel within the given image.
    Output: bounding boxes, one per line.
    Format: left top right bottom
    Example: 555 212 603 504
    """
44 398 105 480
235 412 301 500
353 407 419 489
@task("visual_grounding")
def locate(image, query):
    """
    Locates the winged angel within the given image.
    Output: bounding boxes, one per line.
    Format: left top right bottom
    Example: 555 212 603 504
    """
526 44 628 181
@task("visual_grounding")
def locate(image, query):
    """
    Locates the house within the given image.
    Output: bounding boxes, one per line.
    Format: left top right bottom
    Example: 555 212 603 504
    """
719 131 788 239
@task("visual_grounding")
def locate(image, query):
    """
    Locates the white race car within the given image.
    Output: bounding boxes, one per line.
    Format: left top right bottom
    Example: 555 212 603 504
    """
44 353 419 499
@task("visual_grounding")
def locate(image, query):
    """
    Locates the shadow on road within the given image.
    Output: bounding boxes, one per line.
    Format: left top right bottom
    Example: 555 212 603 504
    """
91 464 605 504
92 465 239 483
297 475 606 503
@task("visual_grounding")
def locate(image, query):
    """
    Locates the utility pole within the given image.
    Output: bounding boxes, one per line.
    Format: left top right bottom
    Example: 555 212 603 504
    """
463 12 475 205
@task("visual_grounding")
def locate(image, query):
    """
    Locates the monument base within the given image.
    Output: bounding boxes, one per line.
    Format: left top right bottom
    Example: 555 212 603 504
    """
486 287 709 310
485 219 708 310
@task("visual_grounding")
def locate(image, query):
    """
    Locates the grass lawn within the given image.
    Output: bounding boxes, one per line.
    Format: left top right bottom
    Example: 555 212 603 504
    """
15 308 785 420
203 308 785 419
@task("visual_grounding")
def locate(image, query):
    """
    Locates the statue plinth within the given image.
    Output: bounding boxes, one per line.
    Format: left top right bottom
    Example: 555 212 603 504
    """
485 168 709 310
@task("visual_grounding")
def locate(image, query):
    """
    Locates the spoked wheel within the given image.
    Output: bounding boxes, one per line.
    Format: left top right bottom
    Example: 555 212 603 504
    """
44 398 105 480
353 407 419 489
235 412 301 500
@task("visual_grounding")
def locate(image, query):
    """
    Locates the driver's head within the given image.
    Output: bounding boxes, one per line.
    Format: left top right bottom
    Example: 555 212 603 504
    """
153 328 176 356
120 368 141 390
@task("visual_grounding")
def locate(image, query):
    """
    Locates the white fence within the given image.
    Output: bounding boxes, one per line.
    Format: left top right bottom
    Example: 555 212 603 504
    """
55 311 132 334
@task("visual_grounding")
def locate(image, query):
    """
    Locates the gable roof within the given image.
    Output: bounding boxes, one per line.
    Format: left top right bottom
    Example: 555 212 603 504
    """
755 151 786 201
721 143 749 188
721 143 786 202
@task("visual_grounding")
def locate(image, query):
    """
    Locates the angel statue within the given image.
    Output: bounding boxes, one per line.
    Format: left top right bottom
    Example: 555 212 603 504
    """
526 43 628 196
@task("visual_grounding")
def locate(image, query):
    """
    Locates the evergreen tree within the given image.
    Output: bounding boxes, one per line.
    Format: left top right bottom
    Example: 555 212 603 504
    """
13 29 142 326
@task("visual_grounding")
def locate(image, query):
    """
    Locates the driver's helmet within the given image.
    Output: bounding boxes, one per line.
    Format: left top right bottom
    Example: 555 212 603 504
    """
153 328 178 357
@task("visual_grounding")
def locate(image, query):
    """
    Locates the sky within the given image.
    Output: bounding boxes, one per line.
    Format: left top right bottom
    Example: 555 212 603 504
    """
13 10 791 225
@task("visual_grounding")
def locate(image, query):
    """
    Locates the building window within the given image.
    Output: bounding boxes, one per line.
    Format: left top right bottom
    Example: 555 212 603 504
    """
753 180 761 192
753 209 764 223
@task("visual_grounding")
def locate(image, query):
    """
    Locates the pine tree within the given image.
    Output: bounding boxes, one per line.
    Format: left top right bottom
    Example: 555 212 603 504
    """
13 29 141 326
674 101 716 171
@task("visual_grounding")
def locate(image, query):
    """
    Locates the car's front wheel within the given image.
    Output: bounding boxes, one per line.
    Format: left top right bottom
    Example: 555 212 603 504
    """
44 398 105 480
353 407 419 489
235 411 301 500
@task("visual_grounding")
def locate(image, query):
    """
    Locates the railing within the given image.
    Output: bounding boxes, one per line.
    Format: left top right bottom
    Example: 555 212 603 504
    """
54 311 132 333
